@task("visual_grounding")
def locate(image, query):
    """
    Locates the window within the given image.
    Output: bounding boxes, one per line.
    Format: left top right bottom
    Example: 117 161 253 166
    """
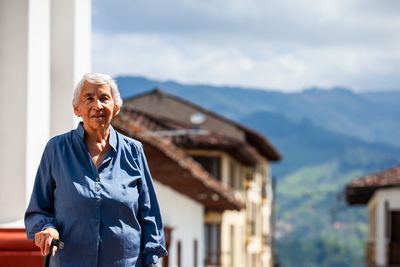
163 227 172 267
391 211 400 242
177 240 182 267
204 223 221 266
229 161 241 190
389 211 400 264
194 239 198 267
252 203 258 236
247 203 257 236
230 225 235 267
261 182 267 200
229 161 235 188
192 156 221 180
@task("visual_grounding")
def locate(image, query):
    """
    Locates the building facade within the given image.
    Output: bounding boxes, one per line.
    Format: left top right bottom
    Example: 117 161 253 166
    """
122 89 281 267
346 165 400 267
0 0 91 228
113 108 247 267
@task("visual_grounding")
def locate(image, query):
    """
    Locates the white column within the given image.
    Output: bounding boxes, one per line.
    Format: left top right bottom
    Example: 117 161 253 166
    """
0 0 91 227
26 0 51 211
0 0 50 226
376 196 386 265
50 0 91 137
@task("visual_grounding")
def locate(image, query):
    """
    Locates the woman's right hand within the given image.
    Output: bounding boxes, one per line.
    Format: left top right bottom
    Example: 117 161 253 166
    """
34 227 59 256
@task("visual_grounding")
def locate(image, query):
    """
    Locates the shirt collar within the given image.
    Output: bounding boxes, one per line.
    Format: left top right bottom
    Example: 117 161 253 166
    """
108 124 117 152
76 122 118 152
76 122 85 139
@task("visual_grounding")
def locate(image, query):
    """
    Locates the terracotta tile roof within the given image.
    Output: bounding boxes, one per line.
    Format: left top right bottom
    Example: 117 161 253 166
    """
119 107 259 166
112 114 245 211
126 89 282 161
346 165 400 205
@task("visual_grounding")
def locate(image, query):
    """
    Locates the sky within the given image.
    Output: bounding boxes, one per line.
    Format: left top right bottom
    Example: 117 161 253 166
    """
91 0 400 92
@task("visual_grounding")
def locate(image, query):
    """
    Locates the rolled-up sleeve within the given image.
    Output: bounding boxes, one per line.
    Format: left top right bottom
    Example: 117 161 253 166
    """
24 141 57 240
137 144 168 265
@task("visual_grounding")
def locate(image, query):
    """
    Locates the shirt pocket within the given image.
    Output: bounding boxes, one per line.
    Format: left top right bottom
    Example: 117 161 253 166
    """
119 175 142 208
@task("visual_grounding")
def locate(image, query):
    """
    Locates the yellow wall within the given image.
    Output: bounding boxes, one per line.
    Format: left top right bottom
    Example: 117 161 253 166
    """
184 149 274 267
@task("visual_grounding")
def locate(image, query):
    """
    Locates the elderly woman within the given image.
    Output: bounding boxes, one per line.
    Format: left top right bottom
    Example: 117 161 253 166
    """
25 73 167 267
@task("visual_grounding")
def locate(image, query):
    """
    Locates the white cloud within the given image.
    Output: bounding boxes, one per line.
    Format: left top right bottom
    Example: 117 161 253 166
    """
92 0 400 92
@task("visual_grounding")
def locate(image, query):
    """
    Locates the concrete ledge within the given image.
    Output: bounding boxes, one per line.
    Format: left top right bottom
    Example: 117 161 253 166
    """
0 228 42 267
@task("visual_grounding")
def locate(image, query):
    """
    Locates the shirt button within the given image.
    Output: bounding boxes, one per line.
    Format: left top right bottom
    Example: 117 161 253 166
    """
96 188 100 192
96 177 100 181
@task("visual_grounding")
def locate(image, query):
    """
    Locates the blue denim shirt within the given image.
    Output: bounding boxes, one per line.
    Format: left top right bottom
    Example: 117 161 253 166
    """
25 123 167 267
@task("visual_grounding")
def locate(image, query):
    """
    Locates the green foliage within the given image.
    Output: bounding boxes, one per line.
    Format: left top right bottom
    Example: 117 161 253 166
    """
239 109 400 266
277 236 365 267
276 163 369 266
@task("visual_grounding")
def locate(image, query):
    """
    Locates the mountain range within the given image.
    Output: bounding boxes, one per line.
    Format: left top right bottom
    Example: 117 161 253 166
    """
116 75 400 267
117 76 400 147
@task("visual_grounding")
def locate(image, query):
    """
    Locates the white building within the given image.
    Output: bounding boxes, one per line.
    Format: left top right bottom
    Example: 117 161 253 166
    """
346 165 400 267
113 107 246 267
122 89 282 267
0 0 91 228
0 0 91 264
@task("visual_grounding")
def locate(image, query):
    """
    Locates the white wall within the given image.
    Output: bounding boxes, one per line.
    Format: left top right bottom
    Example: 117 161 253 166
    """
0 0 90 227
50 0 91 136
0 0 50 226
154 181 205 267
26 0 51 219
221 210 246 267
370 188 400 266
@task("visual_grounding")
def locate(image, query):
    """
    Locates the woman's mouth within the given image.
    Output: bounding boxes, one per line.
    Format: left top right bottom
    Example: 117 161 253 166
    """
91 114 106 119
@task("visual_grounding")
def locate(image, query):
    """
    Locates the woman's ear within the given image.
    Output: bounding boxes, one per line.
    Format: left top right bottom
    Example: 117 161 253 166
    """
114 105 120 116
73 105 81 117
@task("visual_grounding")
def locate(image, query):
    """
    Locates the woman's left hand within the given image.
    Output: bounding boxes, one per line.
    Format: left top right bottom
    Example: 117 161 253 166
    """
34 227 59 256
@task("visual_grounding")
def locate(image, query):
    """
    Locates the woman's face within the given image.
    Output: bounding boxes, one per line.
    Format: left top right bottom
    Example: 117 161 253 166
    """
74 81 120 133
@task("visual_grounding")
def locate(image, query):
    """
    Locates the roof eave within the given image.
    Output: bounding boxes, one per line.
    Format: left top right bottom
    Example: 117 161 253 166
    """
346 184 400 205
112 117 245 211
127 89 282 162
345 186 374 205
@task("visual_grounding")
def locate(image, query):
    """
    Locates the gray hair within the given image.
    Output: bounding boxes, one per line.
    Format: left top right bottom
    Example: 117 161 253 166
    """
72 73 123 107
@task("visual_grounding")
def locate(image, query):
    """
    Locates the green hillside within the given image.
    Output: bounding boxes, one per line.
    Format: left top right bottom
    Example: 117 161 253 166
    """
240 111 400 266
239 111 400 177
275 162 367 267
116 75 400 267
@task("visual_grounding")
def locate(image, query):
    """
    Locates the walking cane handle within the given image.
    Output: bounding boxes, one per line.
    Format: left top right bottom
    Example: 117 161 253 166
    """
43 239 64 267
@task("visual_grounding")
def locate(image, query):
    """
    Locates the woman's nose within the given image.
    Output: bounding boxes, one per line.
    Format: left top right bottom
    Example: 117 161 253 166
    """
95 99 103 109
